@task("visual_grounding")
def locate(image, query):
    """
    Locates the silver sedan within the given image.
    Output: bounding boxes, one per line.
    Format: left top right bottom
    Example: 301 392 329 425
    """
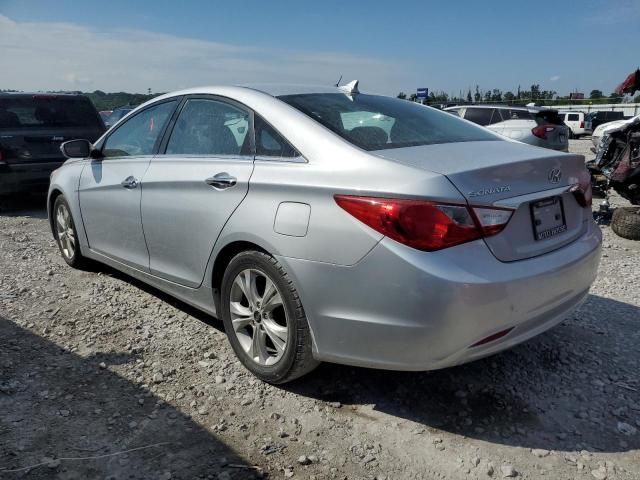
49 82 602 383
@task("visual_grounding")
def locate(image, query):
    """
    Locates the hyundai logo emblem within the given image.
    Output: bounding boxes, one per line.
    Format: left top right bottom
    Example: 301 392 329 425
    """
548 168 562 184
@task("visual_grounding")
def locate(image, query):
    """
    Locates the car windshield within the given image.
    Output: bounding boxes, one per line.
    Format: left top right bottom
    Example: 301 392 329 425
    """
278 93 498 151
0 96 102 129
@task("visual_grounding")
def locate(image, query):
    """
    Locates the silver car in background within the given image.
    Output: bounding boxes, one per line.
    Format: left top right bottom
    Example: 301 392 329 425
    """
49 83 601 383
445 105 569 151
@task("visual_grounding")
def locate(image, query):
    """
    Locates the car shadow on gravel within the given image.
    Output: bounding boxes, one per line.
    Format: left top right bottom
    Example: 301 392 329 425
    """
0 193 48 219
0 316 259 479
282 294 640 454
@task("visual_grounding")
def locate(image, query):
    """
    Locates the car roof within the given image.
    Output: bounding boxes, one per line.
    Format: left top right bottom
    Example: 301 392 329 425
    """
153 84 346 101
446 105 528 110
445 105 558 113
241 84 344 96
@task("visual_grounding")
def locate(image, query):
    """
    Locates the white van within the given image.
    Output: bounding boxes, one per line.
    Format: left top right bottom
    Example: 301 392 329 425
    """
558 111 586 138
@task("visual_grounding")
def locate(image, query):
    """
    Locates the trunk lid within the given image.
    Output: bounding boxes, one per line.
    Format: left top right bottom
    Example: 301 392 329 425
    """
372 140 590 261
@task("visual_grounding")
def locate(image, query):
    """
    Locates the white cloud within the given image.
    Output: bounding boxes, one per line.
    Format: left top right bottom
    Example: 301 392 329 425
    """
0 15 408 95
550 75 560 82
583 0 640 25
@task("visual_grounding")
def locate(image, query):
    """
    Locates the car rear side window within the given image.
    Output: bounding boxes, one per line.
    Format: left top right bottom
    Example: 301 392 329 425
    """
463 108 493 126
0 96 102 129
568 113 579 121
166 99 250 156
103 101 176 157
279 93 496 151
255 115 299 158
502 109 533 121
489 109 504 124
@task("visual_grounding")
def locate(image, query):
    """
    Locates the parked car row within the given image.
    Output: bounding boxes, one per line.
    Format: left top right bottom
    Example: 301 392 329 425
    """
103 106 135 129
444 105 569 151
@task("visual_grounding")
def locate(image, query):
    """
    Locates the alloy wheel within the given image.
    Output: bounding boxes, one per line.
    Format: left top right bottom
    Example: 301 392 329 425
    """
229 268 288 366
55 203 76 260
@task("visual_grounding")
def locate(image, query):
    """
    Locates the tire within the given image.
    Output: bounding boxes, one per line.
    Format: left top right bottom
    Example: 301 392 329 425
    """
52 195 88 268
611 207 640 240
220 250 319 383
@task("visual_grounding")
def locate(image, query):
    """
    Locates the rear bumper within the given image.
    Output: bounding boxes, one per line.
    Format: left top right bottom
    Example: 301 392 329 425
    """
0 162 61 194
278 220 602 371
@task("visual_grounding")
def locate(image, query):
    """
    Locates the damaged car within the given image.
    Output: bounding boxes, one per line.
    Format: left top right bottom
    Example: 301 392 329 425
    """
589 115 640 240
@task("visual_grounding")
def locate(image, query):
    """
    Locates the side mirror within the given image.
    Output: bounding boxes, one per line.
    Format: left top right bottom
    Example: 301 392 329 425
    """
61 139 92 159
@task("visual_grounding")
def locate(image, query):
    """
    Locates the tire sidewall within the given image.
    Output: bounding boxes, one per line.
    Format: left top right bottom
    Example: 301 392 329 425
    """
53 196 81 267
611 207 640 240
220 251 299 383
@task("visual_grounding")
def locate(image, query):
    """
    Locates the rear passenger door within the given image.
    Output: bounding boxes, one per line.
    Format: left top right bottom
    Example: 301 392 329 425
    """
140 96 254 287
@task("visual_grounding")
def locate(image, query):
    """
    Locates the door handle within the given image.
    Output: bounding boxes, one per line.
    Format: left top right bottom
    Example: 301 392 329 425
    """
121 176 138 189
205 172 237 190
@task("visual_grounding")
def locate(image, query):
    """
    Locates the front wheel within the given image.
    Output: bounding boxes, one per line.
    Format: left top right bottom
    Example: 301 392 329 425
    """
220 250 319 383
53 196 88 268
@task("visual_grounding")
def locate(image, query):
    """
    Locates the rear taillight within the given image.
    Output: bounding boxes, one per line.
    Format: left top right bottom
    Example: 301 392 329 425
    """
334 195 513 251
570 169 593 208
580 121 585 128
532 125 556 139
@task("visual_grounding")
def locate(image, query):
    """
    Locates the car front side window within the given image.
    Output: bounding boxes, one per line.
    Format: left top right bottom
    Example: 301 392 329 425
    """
102 101 176 158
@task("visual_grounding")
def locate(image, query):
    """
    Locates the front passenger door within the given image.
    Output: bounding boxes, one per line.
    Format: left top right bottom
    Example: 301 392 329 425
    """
141 97 254 287
78 100 177 269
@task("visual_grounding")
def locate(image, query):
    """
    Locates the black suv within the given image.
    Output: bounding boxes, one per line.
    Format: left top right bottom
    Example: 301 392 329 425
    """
0 93 105 195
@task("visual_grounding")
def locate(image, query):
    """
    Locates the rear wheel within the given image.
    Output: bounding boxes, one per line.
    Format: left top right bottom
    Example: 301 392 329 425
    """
220 250 319 383
611 207 640 240
53 196 88 268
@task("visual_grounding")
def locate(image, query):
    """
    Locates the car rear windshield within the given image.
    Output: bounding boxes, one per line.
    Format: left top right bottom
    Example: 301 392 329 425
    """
278 93 498 151
0 96 102 129
534 110 564 125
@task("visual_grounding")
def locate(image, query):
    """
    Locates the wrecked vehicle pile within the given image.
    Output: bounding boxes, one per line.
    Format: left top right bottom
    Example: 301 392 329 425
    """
589 115 640 239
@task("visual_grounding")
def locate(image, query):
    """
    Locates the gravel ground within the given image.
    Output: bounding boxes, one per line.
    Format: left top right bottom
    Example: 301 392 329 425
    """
1 139 639 479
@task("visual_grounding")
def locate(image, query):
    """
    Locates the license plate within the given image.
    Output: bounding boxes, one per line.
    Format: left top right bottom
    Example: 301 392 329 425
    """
531 196 566 241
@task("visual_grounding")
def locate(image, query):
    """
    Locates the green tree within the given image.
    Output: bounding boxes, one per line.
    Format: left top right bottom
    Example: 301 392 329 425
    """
504 91 515 102
609 92 623 104
397 92 407 99
474 85 481 103
530 84 540 102
466 89 472 103
589 89 604 99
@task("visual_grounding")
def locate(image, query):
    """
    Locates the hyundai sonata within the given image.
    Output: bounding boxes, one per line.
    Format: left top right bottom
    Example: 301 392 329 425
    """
49 82 601 383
